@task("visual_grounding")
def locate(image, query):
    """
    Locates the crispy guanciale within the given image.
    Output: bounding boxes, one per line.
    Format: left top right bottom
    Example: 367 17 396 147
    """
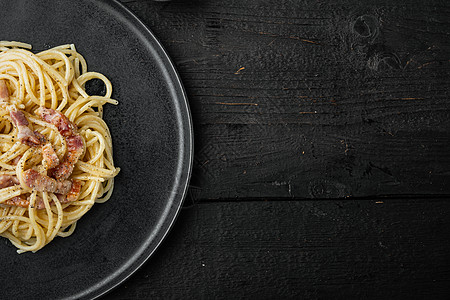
0 173 81 209
10 110 41 146
41 143 60 169
0 174 20 188
37 107 84 180
23 169 72 195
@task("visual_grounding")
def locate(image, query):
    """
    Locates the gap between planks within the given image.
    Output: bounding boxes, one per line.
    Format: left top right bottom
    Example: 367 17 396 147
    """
183 193 450 206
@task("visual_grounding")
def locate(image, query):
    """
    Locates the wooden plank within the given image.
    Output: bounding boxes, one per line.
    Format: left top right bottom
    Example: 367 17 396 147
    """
104 199 450 299
120 1 450 198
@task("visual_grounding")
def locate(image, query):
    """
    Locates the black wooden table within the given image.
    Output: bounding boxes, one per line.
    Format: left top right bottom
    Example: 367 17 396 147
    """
106 1 450 298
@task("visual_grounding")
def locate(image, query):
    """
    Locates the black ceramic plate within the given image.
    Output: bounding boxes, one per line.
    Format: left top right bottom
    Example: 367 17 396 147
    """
0 1 192 299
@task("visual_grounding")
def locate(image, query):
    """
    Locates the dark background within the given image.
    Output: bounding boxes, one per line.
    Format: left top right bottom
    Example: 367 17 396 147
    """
106 0 450 298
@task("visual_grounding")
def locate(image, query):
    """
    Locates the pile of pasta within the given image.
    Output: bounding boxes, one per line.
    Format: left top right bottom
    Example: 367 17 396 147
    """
0 41 120 253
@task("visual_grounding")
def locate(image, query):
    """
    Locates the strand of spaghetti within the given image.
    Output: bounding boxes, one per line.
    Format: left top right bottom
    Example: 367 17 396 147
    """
41 67 58 109
96 178 115 203
1 49 70 108
71 175 105 182
57 222 77 237
15 148 35 193
65 96 117 122
77 72 113 99
77 115 113 147
0 215 32 223
0 51 46 105
69 200 97 206
24 192 47 252
71 75 89 98
0 142 27 163
0 161 16 170
47 44 73 51
84 130 105 163
71 45 88 76
77 180 99 200
3 49 69 89
4 147 28 164
0 220 13 233
0 73 21 100
73 56 81 79
0 206 20 233
42 192 55 239
44 193 64 242
1 209 28 241
0 41 32 49
11 214 21 237
0 185 23 203
2 59 35 104
0 215 15 233
37 49 74 83
61 204 91 223
84 132 99 147
0 170 16 175
13 206 33 241
21 221 35 241
76 161 118 177
10 207 27 238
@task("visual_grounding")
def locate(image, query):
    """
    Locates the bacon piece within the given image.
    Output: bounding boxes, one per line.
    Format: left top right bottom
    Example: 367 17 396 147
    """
35 182 81 208
0 174 20 188
51 135 83 180
34 131 48 144
0 173 78 209
63 180 81 203
10 110 41 146
3 196 29 208
1 178 80 209
42 143 60 169
4 195 47 210
36 107 84 180
23 169 72 195
32 194 77 209
52 180 82 205
0 79 9 102
36 107 77 137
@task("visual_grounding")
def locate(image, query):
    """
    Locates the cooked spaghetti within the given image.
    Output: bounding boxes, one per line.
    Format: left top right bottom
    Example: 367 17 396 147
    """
0 41 120 253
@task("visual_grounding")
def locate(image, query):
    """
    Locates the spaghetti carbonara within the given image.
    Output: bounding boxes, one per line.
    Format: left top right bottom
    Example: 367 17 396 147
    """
0 41 120 253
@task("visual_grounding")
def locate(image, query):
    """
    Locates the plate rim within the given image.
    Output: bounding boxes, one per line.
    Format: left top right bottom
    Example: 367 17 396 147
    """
77 0 194 299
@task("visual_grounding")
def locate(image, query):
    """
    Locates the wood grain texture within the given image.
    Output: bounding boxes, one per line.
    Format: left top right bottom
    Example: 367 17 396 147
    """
118 0 450 199
104 199 450 299
106 2 450 299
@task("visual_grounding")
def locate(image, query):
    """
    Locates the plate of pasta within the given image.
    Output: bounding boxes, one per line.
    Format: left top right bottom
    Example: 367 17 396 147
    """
0 1 192 299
